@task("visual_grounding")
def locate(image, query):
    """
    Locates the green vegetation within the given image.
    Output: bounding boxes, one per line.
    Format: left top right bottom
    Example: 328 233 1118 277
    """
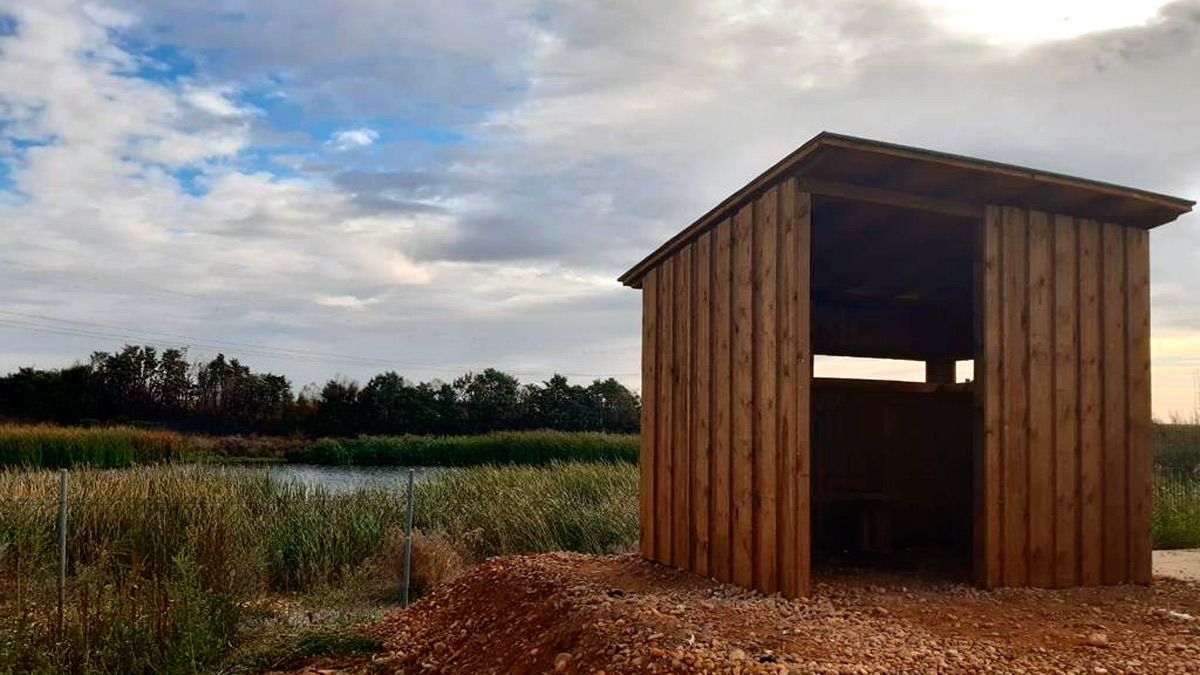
1154 467 1200 550
0 462 638 673
0 424 186 468
1 427 639 469
287 430 639 466
1151 419 1200 549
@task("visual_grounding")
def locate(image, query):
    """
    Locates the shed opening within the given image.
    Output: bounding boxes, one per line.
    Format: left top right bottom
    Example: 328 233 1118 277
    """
809 195 978 580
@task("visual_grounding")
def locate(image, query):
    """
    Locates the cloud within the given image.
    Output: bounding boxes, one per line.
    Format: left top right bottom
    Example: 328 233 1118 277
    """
327 127 379 151
315 294 379 310
0 0 1198 417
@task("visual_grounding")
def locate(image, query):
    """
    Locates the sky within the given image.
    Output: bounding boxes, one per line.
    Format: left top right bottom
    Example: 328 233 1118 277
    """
0 0 1198 418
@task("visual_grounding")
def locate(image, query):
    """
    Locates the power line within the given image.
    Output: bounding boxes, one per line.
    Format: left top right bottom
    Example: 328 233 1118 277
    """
0 311 640 380
0 246 640 379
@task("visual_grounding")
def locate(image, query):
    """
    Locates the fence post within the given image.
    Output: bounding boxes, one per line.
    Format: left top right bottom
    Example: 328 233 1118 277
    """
403 468 415 608
57 468 68 636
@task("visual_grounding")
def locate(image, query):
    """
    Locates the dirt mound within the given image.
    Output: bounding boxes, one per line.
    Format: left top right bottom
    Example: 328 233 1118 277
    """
371 553 1200 674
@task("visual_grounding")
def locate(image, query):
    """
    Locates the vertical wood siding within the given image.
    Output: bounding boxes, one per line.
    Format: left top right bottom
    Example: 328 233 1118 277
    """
976 206 1152 587
639 179 812 597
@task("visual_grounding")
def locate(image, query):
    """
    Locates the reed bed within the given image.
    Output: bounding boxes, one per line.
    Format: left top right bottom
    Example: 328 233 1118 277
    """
287 430 639 466
0 462 638 673
0 425 186 468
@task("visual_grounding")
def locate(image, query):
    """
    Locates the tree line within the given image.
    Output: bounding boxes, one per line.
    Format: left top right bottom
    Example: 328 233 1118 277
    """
0 345 641 436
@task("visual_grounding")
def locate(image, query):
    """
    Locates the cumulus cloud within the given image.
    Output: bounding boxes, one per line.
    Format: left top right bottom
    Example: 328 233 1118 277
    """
327 127 379 151
1 0 1199 415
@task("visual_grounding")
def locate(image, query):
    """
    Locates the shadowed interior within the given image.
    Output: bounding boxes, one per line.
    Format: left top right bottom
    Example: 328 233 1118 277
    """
811 197 977 578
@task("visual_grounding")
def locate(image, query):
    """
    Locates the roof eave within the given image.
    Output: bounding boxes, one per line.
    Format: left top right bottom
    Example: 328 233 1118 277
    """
617 132 1194 288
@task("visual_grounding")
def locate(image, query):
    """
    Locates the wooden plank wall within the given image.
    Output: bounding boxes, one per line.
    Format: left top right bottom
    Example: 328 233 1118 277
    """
639 178 813 597
975 205 1152 588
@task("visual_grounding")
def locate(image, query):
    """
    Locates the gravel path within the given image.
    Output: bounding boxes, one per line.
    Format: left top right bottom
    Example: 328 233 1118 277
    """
370 553 1200 674
1154 549 1200 583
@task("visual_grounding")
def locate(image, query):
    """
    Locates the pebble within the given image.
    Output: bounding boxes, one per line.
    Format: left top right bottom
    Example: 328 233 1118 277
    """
373 552 1200 674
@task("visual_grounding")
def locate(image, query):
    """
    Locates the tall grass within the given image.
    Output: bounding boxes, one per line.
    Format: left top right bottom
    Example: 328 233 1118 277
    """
1154 467 1200 550
0 425 186 468
0 462 638 673
287 430 639 466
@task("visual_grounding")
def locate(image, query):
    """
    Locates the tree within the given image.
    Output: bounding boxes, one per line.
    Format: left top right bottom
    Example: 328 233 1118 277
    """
90 346 160 419
454 369 520 433
360 371 422 434
311 378 362 436
587 378 640 432
0 344 641 436
151 348 192 417
529 374 595 431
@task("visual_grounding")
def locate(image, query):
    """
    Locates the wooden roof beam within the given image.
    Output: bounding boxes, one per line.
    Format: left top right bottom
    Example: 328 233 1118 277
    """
799 179 983 220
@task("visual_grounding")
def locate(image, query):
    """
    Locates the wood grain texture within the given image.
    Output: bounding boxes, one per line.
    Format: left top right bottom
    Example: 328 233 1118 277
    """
672 247 692 569
731 202 755 588
692 232 713 576
711 218 733 582
640 270 658 559
976 207 1003 588
1101 222 1128 585
1001 206 1030 587
794 190 813 598
976 208 1148 588
777 180 798 597
753 188 779 593
655 259 674 564
1078 219 1104 586
1125 226 1152 584
1052 215 1080 588
1027 210 1054 587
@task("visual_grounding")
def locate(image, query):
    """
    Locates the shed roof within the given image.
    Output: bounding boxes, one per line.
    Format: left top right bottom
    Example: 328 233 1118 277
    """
619 132 1194 287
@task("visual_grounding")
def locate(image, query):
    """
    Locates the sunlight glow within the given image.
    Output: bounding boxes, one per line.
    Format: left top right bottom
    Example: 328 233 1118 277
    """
917 0 1171 44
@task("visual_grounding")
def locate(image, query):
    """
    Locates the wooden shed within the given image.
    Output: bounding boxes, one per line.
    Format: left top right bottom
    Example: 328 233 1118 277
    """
619 132 1193 597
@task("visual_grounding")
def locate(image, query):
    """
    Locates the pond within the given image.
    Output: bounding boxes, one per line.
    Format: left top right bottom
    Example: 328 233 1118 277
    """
239 463 444 493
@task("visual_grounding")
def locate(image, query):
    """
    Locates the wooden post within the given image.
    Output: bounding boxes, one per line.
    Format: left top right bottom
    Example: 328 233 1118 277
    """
925 359 955 384
403 468 415 608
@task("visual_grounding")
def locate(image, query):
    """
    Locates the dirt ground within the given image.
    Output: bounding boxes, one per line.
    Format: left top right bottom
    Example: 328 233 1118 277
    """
347 552 1200 674
1154 549 1200 582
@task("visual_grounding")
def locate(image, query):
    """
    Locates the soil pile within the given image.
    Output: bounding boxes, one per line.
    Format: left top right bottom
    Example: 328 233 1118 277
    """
371 552 1200 674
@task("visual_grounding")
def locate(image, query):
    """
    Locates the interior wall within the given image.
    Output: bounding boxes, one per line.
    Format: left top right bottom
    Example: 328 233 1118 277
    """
639 178 813 598
812 380 973 559
975 206 1152 588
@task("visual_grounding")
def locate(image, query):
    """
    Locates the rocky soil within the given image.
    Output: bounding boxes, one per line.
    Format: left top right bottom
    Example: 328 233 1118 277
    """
360 553 1199 674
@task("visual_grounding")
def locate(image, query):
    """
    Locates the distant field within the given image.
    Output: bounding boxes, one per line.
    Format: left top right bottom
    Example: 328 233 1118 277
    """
0 424 185 468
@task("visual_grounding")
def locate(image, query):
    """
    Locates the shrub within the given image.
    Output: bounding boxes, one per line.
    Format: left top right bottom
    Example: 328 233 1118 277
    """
383 528 469 596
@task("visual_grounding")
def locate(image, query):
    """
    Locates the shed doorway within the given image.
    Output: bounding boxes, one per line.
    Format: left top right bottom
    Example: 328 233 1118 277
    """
809 195 978 581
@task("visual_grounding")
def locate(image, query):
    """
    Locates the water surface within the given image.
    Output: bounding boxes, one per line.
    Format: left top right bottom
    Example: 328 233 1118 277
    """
245 464 443 493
